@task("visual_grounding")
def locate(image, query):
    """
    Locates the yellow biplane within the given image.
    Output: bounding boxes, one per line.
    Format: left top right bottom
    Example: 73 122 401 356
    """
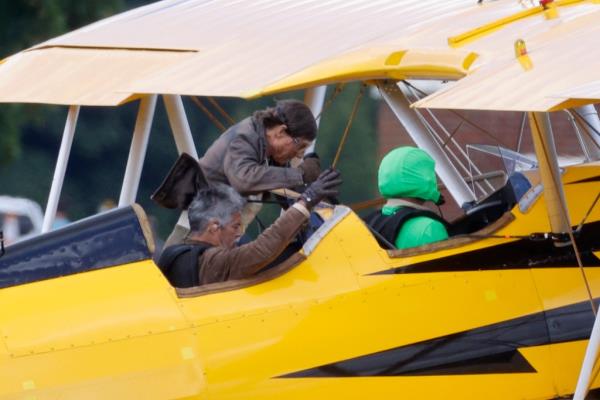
2 0 600 399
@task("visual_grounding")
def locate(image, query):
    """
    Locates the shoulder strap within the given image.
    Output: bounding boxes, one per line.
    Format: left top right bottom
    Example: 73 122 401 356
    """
157 244 193 273
366 208 448 248
157 243 212 287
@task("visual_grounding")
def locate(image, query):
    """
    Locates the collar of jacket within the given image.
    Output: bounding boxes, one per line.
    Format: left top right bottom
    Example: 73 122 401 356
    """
250 115 267 164
183 237 216 247
383 198 433 212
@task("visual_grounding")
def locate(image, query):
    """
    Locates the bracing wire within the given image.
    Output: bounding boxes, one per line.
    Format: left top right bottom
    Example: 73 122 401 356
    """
572 109 600 153
576 191 600 234
190 96 227 132
402 82 492 195
516 112 527 155
207 97 236 125
332 84 365 169
565 110 592 162
402 80 511 148
315 83 345 121
573 109 600 137
530 113 597 316
441 120 465 149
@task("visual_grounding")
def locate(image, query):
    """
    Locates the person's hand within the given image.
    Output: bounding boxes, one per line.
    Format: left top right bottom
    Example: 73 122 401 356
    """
300 168 342 208
298 153 321 184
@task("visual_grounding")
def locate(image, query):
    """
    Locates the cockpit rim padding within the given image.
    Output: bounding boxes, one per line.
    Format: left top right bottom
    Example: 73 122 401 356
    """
131 203 156 254
175 252 306 298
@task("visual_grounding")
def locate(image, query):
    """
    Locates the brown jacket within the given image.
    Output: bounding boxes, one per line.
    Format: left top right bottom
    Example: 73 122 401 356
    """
188 204 308 284
199 116 304 195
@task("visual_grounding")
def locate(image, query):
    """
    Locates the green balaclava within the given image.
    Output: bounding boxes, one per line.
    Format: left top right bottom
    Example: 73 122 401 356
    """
378 146 441 203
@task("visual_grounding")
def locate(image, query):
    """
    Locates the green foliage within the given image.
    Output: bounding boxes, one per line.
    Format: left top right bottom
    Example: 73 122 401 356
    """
0 0 124 165
0 105 20 162
0 0 123 57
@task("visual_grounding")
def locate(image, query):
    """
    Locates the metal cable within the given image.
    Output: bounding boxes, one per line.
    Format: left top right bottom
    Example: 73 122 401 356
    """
315 83 345 121
516 112 526 155
530 113 597 316
403 83 491 195
441 120 465 149
207 97 236 125
573 109 600 137
403 80 511 148
576 191 600 234
565 110 592 162
413 107 491 196
572 109 600 152
190 96 227 132
332 84 365 168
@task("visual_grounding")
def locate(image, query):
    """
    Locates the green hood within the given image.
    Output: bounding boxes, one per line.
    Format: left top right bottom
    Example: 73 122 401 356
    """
378 146 440 203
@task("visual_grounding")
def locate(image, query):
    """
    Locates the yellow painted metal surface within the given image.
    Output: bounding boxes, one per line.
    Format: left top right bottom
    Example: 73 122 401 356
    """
0 0 598 105
415 5 600 111
0 261 205 399
0 261 186 356
1 163 600 398
448 0 582 47
0 48 193 106
255 49 477 98
448 6 540 48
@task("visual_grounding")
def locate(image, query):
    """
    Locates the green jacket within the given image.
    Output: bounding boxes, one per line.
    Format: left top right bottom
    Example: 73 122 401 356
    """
379 147 448 249
382 206 448 249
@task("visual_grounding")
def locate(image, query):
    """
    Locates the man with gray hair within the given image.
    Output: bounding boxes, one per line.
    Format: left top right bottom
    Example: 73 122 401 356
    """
157 169 341 287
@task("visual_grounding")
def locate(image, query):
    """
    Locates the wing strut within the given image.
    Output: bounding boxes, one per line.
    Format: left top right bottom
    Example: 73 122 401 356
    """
529 112 600 400
574 105 600 159
528 112 571 234
118 95 157 206
42 105 80 233
377 80 476 207
164 94 197 231
575 310 600 399
529 112 595 309
303 85 327 155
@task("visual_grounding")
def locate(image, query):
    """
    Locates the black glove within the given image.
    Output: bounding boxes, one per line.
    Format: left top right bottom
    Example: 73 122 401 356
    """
298 153 321 184
300 168 342 208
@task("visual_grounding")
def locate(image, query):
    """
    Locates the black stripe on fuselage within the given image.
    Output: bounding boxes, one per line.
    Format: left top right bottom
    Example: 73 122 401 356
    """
567 175 600 185
278 299 596 378
371 220 600 275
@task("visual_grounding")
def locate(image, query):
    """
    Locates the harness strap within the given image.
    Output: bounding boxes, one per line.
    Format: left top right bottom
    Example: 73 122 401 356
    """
366 208 448 249
157 243 212 287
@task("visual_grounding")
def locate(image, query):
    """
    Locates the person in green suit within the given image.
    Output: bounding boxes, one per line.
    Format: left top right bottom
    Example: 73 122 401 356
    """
367 146 448 249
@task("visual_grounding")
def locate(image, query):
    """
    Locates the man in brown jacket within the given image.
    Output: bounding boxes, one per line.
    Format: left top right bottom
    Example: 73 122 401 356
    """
157 169 341 287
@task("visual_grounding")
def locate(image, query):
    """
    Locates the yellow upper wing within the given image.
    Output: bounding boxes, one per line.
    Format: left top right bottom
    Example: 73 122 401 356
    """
0 0 598 109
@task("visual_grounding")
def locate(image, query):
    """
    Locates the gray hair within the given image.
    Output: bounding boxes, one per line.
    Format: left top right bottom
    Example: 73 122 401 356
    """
188 184 246 233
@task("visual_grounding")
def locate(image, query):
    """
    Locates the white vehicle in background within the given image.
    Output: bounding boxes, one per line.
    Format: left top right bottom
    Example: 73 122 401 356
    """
0 195 43 245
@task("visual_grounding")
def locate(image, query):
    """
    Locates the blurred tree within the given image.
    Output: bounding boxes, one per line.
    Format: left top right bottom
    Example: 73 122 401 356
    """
0 0 123 164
